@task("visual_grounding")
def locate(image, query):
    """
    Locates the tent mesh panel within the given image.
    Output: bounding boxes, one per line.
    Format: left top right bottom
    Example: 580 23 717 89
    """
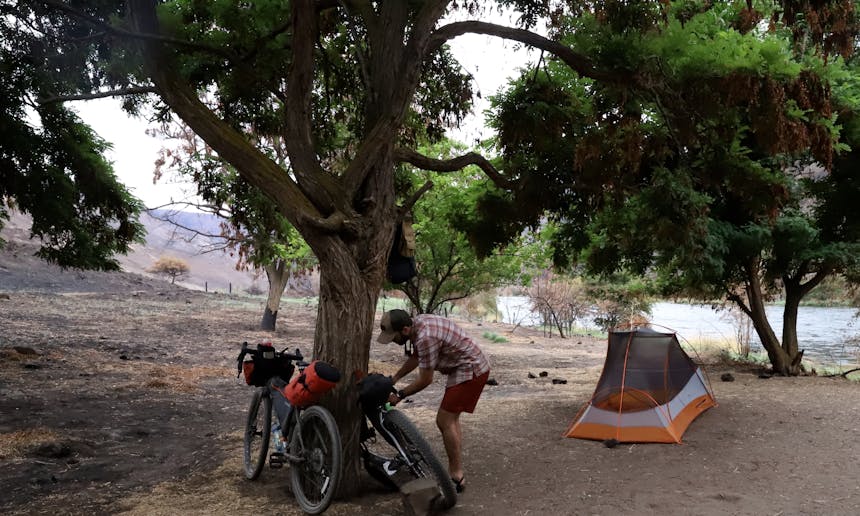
592 328 697 409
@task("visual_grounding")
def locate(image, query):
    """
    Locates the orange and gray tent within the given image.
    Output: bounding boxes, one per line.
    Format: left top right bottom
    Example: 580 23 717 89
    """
566 327 717 443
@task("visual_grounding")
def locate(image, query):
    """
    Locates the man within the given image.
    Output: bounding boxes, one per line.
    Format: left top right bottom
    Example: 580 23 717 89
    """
376 308 490 493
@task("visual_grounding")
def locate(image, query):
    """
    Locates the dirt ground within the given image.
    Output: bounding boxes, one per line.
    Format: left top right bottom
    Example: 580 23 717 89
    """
2 257 860 515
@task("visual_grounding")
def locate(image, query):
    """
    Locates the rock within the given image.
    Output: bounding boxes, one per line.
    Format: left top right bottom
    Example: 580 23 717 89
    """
486 377 498 386
527 372 536 379
22 362 42 369
720 373 735 382
0 293 10 300
13 346 39 355
539 371 548 377
401 477 441 516
119 354 129 360
603 438 620 449
552 378 567 385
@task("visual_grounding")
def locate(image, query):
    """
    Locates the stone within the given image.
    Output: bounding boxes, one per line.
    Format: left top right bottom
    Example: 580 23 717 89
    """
401 477 440 516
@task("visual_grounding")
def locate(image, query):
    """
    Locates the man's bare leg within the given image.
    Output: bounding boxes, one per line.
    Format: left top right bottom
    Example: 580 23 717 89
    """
437 408 463 482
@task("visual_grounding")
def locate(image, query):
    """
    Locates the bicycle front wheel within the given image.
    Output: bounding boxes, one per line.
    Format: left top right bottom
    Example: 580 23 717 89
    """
243 387 272 480
383 409 457 510
289 405 342 515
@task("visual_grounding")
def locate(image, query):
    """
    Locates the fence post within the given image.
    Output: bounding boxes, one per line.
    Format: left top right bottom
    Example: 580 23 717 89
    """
205 281 208 293
229 282 232 294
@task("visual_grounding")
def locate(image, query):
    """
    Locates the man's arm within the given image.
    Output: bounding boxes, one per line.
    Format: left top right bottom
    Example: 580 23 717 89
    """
399 367 434 398
392 353 419 383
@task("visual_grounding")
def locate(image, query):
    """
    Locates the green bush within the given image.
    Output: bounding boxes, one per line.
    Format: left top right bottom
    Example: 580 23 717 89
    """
482 331 508 343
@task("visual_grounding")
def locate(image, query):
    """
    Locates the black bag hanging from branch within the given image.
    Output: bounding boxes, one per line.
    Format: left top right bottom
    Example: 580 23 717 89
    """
386 215 417 284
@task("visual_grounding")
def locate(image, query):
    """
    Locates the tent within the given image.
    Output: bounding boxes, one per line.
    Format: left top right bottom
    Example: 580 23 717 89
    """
565 327 717 444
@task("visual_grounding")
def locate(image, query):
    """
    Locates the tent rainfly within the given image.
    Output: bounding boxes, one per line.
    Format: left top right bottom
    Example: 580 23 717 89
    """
566 327 717 444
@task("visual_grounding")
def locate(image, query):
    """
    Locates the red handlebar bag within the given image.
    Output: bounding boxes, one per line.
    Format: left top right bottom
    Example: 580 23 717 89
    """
285 360 341 407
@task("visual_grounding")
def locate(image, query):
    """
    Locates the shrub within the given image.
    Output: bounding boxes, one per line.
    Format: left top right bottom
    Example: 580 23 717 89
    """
148 256 190 285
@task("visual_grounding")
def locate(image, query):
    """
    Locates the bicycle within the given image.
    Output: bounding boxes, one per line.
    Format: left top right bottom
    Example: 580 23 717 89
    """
357 373 457 510
237 342 342 515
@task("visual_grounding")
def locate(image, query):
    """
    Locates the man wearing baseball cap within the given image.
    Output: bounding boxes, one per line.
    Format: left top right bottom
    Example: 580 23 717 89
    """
377 308 490 493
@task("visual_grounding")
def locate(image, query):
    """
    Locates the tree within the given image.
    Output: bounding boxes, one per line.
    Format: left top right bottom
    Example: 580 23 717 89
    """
475 2 860 375
11 0 857 490
394 142 543 314
149 255 189 284
152 119 316 331
525 270 592 338
0 16 145 269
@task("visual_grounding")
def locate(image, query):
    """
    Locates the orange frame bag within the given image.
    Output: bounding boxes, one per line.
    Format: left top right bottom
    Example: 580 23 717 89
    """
285 360 341 407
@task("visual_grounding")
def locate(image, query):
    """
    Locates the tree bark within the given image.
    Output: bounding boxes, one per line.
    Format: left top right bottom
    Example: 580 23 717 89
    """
311 241 385 498
781 285 803 374
741 261 793 375
260 260 290 331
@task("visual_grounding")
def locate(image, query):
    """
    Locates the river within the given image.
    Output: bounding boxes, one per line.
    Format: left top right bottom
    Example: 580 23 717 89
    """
497 297 860 367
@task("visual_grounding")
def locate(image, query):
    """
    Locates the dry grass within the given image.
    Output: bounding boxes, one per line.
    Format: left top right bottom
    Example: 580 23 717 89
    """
133 363 227 393
0 428 61 460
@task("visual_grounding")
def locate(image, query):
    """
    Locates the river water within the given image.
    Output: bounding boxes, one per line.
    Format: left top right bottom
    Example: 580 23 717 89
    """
497 297 860 367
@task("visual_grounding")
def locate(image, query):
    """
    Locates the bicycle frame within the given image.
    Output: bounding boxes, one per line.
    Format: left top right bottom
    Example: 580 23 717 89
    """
362 405 420 474
267 384 311 464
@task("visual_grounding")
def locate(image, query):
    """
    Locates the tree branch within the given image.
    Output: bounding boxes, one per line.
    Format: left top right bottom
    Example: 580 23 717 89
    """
429 21 625 84
395 147 516 189
40 0 237 60
284 0 348 215
798 264 833 298
727 292 753 317
38 86 157 104
127 0 320 232
400 180 434 214
298 210 360 237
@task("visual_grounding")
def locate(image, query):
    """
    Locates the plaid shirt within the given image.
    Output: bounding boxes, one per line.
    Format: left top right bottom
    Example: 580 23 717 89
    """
411 315 490 387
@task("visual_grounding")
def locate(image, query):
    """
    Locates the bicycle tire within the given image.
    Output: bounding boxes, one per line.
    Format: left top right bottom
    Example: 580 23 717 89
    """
383 409 457 510
243 387 272 480
289 405 342 515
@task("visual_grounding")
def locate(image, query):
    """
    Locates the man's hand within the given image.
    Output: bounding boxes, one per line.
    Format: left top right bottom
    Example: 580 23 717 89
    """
388 392 401 405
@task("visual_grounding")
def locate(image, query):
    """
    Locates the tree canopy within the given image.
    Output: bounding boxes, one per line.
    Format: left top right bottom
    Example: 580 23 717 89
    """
476 1 860 374
0 17 144 269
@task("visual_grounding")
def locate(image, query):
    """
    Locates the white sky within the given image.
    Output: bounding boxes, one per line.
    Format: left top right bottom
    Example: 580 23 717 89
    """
71 12 541 209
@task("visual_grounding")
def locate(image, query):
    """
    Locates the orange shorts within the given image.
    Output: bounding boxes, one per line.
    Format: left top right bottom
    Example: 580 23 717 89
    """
440 371 489 414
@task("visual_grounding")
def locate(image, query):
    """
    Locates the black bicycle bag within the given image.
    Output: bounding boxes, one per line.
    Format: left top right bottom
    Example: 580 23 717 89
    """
240 342 295 387
358 373 394 413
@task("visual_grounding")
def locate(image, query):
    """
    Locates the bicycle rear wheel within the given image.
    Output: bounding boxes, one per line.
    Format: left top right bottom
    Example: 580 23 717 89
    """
243 387 272 480
383 409 457 510
289 405 342 515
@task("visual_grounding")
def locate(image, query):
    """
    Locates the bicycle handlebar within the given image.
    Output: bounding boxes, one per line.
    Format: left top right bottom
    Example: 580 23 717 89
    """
237 342 307 377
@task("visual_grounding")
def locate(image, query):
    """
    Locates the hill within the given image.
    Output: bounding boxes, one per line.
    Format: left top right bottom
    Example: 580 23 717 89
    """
0 210 261 294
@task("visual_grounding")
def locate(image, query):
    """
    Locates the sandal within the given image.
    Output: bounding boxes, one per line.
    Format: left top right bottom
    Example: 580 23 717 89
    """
452 476 465 493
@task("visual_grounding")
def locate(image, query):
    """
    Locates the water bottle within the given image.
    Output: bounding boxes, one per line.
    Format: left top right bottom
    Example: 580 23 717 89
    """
271 422 286 454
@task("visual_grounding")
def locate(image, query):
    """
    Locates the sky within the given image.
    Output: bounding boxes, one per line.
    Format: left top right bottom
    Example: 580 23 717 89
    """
71 13 541 209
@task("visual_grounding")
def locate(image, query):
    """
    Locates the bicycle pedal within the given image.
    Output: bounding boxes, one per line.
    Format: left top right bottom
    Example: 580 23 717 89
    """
269 452 286 468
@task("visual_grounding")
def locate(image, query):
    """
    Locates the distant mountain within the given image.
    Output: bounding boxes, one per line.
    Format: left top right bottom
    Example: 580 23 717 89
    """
1 210 263 294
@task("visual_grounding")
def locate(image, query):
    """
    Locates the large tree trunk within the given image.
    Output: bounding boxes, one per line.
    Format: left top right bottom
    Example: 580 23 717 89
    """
312 242 386 498
260 260 290 331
